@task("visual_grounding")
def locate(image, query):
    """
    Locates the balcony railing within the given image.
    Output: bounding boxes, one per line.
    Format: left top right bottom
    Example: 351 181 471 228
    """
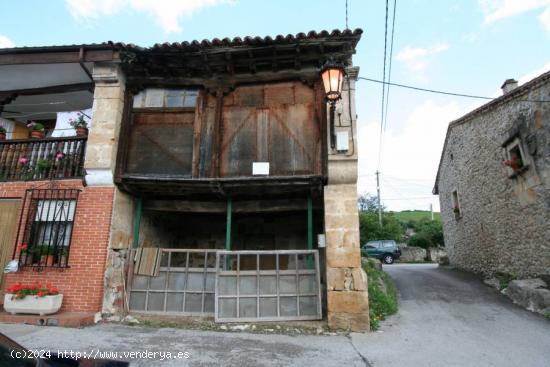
0 136 87 181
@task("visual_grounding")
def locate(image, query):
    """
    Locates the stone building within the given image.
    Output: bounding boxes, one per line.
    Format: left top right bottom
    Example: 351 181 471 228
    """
433 71 550 277
0 29 369 330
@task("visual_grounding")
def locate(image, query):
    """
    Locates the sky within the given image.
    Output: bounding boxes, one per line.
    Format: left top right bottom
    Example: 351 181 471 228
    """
1 0 549 212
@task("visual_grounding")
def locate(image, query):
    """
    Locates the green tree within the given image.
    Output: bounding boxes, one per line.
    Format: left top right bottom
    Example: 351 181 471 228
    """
359 212 404 244
357 193 404 244
357 193 382 213
406 218 444 248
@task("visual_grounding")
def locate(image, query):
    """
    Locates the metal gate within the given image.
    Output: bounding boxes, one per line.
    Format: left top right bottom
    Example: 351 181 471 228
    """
215 250 322 322
129 249 322 321
129 249 217 315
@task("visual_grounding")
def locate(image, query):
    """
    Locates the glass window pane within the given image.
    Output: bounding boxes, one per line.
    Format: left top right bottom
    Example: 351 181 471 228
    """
147 293 165 311
166 293 184 312
239 298 257 318
166 90 184 107
183 91 198 107
144 88 164 107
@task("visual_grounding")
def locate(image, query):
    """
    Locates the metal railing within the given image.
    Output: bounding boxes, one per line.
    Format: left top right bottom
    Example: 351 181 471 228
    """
0 136 87 181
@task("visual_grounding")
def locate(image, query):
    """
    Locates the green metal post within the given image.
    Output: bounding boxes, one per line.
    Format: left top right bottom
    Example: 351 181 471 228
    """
307 194 314 269
132 197 143 249
225 196 232 269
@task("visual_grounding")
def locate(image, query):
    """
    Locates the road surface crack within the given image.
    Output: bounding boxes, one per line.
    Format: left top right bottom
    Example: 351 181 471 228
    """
347 334 372 367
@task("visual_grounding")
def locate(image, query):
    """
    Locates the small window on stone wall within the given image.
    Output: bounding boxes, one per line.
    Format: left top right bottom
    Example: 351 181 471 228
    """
451 190 461 220
503 137 528 178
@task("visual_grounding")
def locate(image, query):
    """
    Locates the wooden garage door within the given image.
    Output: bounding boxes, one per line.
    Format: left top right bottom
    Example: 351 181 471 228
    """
0 199 21 288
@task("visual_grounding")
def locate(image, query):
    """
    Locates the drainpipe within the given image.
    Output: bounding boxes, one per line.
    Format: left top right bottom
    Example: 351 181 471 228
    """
132 197 143 249
307 194 314 269
225 196 232 269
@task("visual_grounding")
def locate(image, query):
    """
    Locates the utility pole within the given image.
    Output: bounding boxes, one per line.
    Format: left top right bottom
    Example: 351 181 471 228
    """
430 203 434 221
376 171 383 228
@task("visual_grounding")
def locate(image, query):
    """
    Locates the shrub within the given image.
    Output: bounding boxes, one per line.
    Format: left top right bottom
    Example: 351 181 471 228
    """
407 233 432 249
363 259 398 330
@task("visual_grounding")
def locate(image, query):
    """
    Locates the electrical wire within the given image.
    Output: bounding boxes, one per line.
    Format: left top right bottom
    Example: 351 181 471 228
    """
383 0 397 134
377 0 390 170
358 77 550 102
345 0 349 30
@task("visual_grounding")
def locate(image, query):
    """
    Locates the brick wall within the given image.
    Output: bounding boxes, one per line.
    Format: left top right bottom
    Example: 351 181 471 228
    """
1 179 114 313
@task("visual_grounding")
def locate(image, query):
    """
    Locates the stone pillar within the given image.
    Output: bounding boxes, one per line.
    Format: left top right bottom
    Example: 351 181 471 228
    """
84 63 126 186
84 63 134 318
324 67 370 331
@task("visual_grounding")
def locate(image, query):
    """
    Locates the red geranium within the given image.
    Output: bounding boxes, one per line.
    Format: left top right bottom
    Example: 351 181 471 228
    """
6 282 60 300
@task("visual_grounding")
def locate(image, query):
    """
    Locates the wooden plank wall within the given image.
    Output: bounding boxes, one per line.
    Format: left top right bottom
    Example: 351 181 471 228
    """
123 80 322 180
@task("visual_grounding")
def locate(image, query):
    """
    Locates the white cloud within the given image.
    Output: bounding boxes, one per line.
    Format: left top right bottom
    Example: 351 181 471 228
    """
479 0 550 32
518 61 550 84
396 42 449 81
0 35 15 48
357 100 466 211
65 0 233 33
539 7 550 32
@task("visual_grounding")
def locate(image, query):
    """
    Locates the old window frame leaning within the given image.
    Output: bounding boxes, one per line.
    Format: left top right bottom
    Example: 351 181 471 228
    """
16 188 80 269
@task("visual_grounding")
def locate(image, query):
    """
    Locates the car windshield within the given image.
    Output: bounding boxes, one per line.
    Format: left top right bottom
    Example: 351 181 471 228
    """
0 333 36 367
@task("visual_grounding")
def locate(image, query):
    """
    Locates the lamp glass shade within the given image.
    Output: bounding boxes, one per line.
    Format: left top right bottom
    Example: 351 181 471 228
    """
321 65 345 101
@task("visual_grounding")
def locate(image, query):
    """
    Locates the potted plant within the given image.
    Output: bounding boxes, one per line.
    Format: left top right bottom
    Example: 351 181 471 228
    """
37 245 56 267
453 206 460 215
0 126 6 140
4 282 63 315
69 113 88 136
27 121 46 139
57 247 69 266
503 157 523 172
17 243 29 265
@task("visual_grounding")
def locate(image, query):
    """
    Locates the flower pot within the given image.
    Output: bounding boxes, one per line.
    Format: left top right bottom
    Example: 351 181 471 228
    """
3 293 63 315
75 127 88 137
46 255 55 267
19 254 28 265
30 131 45 139
0 133 6 140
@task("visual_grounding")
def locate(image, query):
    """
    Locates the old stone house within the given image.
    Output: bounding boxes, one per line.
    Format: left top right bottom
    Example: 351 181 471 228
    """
0 29 369 330
434 71 550 277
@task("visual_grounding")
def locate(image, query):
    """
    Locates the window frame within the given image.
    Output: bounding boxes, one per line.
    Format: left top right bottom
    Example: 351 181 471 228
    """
16 189 80 269
503 137 529 178
451 189 461 220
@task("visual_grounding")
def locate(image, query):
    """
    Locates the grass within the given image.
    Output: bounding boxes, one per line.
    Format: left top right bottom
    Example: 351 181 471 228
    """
392 210 441 222
363 259 398 330
494 272 517 290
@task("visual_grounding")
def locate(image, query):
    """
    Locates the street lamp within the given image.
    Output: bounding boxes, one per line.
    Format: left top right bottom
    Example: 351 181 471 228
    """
320 60 346 149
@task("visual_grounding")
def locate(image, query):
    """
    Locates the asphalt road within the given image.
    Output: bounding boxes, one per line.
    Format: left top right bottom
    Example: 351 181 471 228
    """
352 264 550 367
1 264 549 366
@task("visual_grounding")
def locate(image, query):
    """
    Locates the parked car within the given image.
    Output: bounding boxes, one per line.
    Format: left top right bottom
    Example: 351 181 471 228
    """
361 240 402 264
0 332 129 366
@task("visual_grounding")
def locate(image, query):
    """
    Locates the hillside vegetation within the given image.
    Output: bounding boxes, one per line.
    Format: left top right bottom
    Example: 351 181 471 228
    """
358 195 444 248
392 210 441 222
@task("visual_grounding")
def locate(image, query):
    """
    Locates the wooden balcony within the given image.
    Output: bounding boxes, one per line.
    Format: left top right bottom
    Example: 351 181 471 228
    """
0 136 87 182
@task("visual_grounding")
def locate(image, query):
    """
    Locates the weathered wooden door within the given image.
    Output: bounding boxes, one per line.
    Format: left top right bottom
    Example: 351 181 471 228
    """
219 82 322 177
0 199 21 288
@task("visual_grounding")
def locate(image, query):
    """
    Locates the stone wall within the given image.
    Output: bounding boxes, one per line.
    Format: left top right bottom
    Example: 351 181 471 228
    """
324 67 369 331
437 75 550 277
